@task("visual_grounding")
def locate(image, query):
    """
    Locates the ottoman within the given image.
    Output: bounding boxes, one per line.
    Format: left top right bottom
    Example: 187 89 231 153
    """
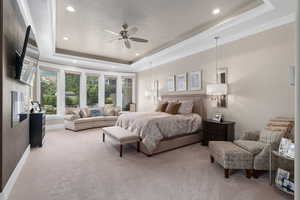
209 141 253 178
102 126 140 157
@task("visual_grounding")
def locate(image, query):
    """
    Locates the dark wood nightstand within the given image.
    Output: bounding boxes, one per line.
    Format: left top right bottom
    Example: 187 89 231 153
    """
202 119 235 146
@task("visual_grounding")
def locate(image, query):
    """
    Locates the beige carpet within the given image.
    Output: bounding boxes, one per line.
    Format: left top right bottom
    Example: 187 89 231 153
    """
8 129 292 200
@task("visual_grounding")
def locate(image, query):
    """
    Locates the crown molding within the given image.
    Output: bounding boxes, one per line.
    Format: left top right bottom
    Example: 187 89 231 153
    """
17 0 296 73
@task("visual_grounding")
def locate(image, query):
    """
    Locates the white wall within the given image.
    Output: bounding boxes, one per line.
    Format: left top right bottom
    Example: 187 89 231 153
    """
137 23 296 138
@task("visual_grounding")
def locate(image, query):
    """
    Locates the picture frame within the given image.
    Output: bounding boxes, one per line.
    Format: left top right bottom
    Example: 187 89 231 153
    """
189 71 202 91
167 76 175 92
278 138 291 155
275 168 290 187
286 143 295 159
212 113 223 122
31 101 41 113
175 73 187 92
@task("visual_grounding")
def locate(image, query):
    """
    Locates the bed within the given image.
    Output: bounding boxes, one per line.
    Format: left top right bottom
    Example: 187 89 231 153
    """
116 93 207 156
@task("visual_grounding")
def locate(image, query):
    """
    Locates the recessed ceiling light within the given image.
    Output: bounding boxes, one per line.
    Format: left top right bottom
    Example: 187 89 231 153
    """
212 8 220 15
63 37 69 41
66 6 76 12
135 53 140 56
72 60 77 64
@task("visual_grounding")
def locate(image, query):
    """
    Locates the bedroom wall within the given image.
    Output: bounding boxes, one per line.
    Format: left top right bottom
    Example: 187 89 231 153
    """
137 23 296 138
1 0 31 191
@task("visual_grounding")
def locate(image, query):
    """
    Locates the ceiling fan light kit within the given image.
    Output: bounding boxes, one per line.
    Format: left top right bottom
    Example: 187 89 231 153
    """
105 23 149 49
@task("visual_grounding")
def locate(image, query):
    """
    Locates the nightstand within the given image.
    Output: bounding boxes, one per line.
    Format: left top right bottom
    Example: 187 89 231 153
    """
202 119 235 146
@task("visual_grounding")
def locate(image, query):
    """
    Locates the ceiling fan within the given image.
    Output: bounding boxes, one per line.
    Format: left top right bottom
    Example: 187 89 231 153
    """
105 23 149 49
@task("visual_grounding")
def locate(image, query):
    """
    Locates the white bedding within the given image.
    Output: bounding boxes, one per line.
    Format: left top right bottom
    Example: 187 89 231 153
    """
116 112 202 153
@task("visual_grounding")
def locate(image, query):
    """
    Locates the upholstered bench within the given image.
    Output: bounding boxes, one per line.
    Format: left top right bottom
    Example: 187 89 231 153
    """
209 141 253 178
102 126 140 157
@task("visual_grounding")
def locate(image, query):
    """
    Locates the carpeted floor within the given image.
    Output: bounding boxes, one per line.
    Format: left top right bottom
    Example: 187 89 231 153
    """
8 129 292 200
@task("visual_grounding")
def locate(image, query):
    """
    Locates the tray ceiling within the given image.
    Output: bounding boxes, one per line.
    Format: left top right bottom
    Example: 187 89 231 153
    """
56 0 263 64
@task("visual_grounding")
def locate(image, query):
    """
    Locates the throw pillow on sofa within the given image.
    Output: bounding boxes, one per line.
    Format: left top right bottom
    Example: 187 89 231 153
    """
104 105 115 116
88 108 103 117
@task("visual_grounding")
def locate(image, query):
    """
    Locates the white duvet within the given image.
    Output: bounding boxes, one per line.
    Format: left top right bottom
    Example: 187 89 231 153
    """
116 112 202 153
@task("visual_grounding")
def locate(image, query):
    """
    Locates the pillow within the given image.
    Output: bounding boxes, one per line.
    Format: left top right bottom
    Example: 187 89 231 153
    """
178 101 194 114
88 108 103 117
155 102 168 112
165 102 181 114
103 105 115 116
259 128 284 149
71 109 81 118
80 107 89 118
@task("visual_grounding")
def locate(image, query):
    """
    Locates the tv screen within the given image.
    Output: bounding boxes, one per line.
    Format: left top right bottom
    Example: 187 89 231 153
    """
15 25 39 86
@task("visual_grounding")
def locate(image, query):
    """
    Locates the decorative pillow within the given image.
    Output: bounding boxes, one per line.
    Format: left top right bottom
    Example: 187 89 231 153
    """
155 102 168 112
103 105 115 116
259 128 284 149
113 107 121 116
71 109 81 118
79 107 89 118
88 108 103 117
165 102 181 114
178 101 194 114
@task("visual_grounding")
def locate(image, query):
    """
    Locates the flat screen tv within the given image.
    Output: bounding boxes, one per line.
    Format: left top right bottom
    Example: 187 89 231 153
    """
15 25 39 86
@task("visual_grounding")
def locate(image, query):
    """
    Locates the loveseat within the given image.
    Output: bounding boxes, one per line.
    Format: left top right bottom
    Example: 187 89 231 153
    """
64 105 120 131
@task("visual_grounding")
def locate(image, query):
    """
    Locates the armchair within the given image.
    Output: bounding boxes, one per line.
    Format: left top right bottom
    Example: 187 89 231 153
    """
234 117 294 177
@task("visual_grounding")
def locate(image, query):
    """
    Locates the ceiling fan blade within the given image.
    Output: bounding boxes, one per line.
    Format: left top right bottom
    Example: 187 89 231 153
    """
129 37 148 43
124 40 131 49
104 29 119 36
127 27 138 36
107 38 122 43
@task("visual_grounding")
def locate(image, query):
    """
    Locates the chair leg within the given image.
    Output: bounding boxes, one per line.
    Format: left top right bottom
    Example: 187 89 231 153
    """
120 144 123 157
245 169 252 179
102 133 105 142
137 141 140 152
210 155 214 163
224 169 229 178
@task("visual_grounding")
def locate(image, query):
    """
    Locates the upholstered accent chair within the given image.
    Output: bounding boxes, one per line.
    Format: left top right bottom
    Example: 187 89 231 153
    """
234 117 294 177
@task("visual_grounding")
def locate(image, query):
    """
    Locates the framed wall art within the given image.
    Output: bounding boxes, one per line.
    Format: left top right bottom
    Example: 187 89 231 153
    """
176 73 187 92
189 71 202 91
167 76 175 92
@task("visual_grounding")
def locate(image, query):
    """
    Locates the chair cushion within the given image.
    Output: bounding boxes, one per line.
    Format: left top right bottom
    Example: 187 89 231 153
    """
102 126 139 143
234 140 266 155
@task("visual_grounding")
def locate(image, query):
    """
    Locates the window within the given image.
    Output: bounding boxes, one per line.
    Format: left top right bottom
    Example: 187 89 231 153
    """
65 73 80 110
87 76 99 106
40 69 57 114
105 77 117 105
122 78 133 111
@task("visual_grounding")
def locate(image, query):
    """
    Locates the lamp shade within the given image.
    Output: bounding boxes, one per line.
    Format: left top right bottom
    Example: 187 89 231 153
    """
206 84 228 95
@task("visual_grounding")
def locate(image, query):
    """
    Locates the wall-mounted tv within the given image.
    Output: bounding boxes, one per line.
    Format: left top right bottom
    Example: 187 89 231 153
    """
15 25 39 86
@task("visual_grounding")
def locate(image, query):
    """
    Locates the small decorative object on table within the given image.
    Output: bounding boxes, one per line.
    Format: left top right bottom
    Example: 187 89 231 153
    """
31 101 41 113
212 113 224 122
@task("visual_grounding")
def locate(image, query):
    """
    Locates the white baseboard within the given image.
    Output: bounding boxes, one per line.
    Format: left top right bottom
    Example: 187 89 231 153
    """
0 145 30 200
46 123 65 131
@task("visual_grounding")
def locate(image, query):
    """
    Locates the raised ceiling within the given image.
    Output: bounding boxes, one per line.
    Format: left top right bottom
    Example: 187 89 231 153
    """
56 0 263 64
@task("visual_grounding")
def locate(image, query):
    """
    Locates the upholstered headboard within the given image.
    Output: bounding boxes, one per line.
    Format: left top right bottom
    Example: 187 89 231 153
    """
161 93 207 119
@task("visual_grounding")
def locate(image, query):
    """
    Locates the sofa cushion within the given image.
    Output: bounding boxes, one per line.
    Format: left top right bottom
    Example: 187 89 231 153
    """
75 116 118 124
234 140 266 155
